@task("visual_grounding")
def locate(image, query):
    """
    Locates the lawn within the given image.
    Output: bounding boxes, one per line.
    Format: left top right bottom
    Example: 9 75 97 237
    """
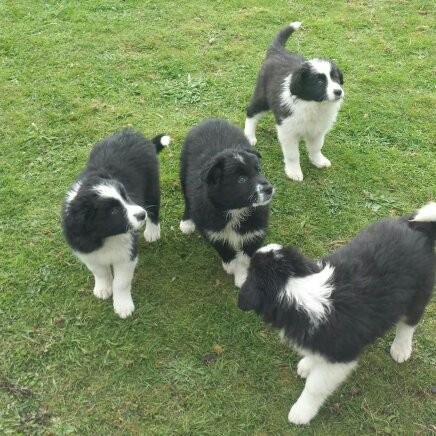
0 0 435 434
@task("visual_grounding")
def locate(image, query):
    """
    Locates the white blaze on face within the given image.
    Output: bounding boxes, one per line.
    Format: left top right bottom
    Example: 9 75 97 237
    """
94 183 147 230
309 59 344 102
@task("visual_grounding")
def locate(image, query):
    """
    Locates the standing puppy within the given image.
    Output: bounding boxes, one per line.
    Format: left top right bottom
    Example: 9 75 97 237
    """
62 129 170 318
180 118 274 288
238 203 435 424
244 22 344 181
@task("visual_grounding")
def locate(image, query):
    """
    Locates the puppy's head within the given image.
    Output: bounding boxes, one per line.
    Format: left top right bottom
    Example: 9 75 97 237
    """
202 149 274 210
290 59 344 102
238 244 320 313
64 178 147 241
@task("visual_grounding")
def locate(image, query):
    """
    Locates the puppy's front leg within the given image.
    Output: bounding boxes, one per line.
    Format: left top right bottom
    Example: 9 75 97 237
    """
305 134 331 169
83 260 113 300
112 258 137 319
211 240 240 283
276 124 303 181
288 359 357 425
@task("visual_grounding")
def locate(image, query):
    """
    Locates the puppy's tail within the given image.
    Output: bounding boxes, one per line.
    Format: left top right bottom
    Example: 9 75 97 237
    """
269 21 302 52
408 202 436 242
152 134 171 154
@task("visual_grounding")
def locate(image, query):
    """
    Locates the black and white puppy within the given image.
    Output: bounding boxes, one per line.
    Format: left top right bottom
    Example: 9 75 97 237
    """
62 129 170 318
244 22 344 181
180 118 274 287
238 203 435 425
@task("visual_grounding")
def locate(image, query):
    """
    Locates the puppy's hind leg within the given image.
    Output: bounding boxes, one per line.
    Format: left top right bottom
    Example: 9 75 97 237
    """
245 91 269 146
288 359 357 425
390 320 416 363
144 187 161 243
112 258 137 319
305 133 331 169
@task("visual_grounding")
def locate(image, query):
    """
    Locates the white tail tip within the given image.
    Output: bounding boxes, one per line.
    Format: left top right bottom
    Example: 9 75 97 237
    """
160 135 171 147
411 202 436 222
290 21 302 30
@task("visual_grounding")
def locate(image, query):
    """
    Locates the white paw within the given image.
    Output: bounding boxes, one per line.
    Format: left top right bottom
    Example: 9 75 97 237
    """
93 285 112 300
285 165 304 182
245 134 257 146
113 297 135 319
180 219 196 235
297 357 313 379
311 154 331 168
288 401 317 425
234 269 248 288
390 341 412 363
144 222 160 242
222 260 237 275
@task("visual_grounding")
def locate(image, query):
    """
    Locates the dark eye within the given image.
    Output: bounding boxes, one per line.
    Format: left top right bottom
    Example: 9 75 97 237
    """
111 206 120 215
255 165 261 173
238 176 247 184
317 73 325 81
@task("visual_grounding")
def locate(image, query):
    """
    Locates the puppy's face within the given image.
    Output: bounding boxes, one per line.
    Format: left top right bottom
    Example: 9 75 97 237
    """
66 180 147 239
290 59 344 102
203 150 274 210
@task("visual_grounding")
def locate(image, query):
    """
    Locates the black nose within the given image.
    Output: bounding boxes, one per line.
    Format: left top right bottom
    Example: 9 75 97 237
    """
261 181 273 196
134 211 146 221
334 89 342 96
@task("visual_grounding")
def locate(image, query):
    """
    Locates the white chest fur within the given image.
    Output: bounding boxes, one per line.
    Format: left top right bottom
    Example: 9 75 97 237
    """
75 233 135 266
206 208 265 250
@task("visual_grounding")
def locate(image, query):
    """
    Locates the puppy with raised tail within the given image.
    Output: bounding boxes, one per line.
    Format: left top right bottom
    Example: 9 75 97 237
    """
238 203 435 424
62 129 170 318
180 118 274 288
244 22 344 181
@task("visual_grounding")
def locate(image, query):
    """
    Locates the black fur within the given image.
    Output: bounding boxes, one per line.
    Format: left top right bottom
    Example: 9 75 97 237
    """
239 212 435 363
62 129 164 258
180 118 273 266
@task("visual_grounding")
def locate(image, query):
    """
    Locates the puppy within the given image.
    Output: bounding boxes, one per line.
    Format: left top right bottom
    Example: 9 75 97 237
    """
62 129 170 318
180 118 274 287
238 203 435 424
244 22 344 181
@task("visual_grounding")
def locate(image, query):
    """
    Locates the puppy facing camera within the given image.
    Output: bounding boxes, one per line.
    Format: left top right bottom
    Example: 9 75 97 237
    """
238 203 436 424
244 21 344 181
62 129 169 318
180 118 274 288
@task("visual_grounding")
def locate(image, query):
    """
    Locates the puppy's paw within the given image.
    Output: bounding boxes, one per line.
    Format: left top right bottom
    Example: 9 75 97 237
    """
311 154 331 168
390 341 412 363
288 401 316 425
245 134 257 147
179 219 196 235
234 270 248 289
113 297 135 319
93 284 112 300
144 222 161 242
297 357 314 379
285 165 304 182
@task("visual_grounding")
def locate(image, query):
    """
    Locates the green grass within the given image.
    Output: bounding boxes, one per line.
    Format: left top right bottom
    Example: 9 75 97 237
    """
1 0 435 434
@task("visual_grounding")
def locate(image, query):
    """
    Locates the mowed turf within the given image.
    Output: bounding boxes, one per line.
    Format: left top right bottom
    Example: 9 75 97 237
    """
0 0 435 434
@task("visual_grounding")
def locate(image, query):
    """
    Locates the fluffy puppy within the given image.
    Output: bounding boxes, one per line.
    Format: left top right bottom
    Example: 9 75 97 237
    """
244 22 344 181
62 129 170 318
238 203 435 424
180 118 274 287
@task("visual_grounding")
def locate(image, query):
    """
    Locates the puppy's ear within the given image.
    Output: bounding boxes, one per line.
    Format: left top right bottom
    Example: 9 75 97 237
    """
238 278 261 312
338 68 344 85
202 157 224 185
246 149 262 159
